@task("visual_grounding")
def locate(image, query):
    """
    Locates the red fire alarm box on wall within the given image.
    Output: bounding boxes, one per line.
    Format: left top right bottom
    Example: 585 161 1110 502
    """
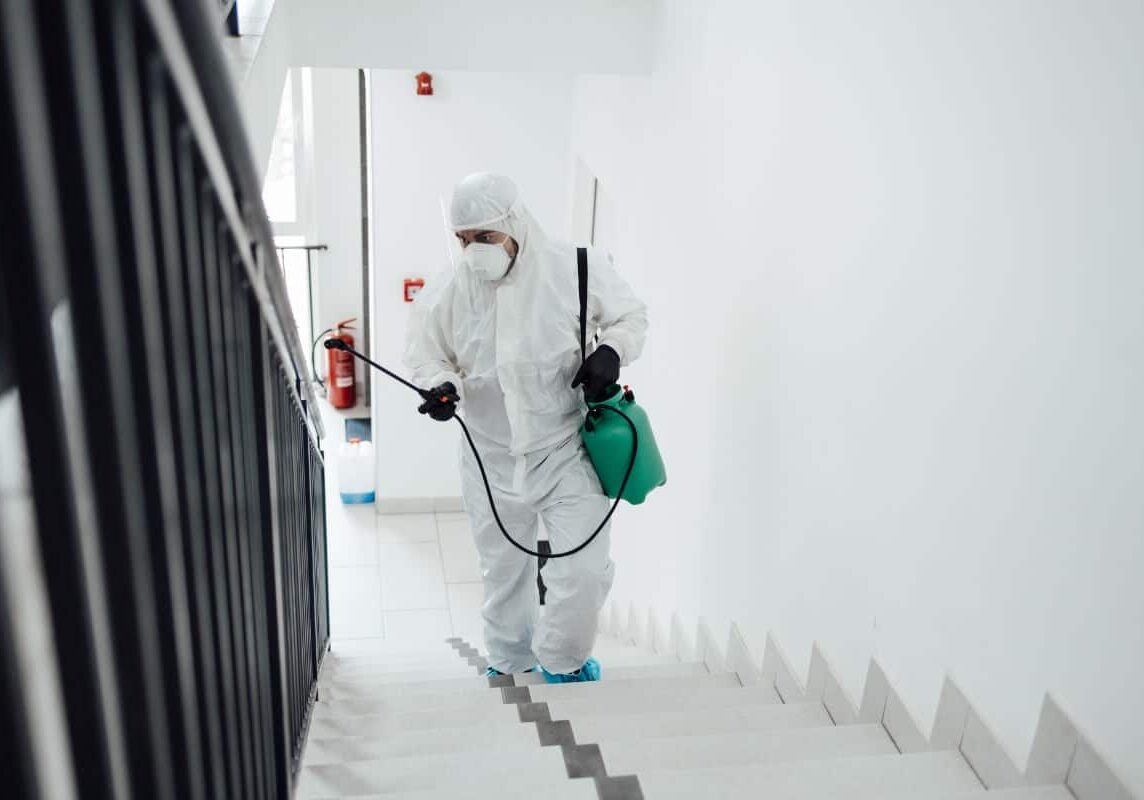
404 278 425 302
415 72 433 96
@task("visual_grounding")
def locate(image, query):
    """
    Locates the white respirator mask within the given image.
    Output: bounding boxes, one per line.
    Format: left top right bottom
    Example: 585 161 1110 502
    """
463 240 515 281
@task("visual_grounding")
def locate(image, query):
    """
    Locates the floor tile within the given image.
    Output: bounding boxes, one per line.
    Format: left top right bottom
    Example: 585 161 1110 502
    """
435 511 470 524
451 608 485 647
328 566 383 639
447 584 486 645
327 637 387 657
438 518 482 583
447 581 484 610
384 609 454 645
377 513 438 544
378 541 448 611
325 504 380 568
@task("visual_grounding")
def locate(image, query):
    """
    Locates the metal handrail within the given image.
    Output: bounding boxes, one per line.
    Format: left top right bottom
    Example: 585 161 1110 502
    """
1 1 331 797
141 0 325 441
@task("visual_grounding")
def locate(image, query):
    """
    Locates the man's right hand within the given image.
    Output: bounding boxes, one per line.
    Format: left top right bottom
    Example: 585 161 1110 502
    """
418 382 459 421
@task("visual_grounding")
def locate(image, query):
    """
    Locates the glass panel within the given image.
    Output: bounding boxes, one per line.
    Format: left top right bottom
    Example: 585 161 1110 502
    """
274 236 314 374
262 73 296 223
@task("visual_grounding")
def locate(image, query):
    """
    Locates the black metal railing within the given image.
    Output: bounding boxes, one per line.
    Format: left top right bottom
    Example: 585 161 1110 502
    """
224 2 240 37
1 1 328 798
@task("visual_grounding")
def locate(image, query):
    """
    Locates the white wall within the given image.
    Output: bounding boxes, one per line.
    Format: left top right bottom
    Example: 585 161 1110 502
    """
285 0 657 75
568 0 720 638
308 68 367 400
238 0 293 178
573 0 1144 793
369 69 576 502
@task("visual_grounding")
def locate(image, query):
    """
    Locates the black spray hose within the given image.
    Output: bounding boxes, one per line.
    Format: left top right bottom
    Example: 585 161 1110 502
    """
311 328 334 387
325 340 638 559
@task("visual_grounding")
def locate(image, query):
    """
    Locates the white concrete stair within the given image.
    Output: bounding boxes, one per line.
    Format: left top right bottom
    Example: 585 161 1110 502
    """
294 745 571 798
544 684 782 719
515 661 710 684
312 672 744 719
300 783 600 800
310 690 507 719
306 703 524 738
923 791 1077 800
316 661 712 700
596 723 897 774
317 666 482 685
301 723 543 766
634 751 984 798
569 701 834 742
297 630 1085 800
527 671 740 699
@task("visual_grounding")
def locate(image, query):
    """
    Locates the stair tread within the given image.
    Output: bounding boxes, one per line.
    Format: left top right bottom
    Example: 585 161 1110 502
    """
295 746 568 797
320 665 482 682
317 662 710 697
300 724 541 767
570 701 834 741
926 790 1075 800
529 671 739 700
634 751 982 798
545 684 782 717
314 672 743 718
326 646 464 662
307 703 524 737
305 700 836 747
598 723 896 773
300 781 599 800
517 661 708 684
311 690 505 719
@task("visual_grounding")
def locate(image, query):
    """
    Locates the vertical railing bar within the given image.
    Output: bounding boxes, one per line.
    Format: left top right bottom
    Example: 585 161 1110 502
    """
191 186 243 799
161 112 227 800
208 213 256 800
52 0 177 795
114 11 208 796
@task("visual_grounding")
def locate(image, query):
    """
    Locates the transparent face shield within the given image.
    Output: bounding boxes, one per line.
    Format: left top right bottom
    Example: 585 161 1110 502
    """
439 195 462 272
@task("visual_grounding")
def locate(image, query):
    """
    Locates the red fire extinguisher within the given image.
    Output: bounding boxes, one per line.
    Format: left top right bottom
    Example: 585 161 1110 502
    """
326 318 357 409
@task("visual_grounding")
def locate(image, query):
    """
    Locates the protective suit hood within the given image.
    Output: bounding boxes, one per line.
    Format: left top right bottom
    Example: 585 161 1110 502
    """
449 172 547 278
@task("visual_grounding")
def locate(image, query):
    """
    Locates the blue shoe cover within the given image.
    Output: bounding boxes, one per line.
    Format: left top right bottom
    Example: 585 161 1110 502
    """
486 666 536 678
541 657 601 684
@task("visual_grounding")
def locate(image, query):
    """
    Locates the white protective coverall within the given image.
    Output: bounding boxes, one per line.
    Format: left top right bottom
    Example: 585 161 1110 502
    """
404 173 648 674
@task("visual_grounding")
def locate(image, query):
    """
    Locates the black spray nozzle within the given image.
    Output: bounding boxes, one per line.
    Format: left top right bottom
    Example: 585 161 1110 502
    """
322 337 428 397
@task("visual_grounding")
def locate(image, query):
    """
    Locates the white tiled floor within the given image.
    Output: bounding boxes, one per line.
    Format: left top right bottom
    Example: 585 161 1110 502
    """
378 539 449 610
326 508 486 648
319 399 486 651
438 515 483 583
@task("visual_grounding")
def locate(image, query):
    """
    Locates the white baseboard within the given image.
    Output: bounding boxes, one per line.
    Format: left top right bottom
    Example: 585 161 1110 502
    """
725 623 763 686
669 611 698 662
647 607 671 657
763 632 807 703
696 618 725 673
375 496 464 514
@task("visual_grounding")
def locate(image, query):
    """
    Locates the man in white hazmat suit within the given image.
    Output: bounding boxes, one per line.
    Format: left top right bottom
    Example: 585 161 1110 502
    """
403 173 647 681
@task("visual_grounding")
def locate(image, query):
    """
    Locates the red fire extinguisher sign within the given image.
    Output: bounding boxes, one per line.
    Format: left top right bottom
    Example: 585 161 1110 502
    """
404 278 425 303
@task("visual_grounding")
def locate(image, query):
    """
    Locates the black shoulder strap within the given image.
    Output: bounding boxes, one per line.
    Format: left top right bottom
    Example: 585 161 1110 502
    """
577 246 588 364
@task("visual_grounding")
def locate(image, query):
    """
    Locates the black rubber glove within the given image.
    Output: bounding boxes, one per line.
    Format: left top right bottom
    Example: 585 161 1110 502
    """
571 345 621 402
418 382 459 421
